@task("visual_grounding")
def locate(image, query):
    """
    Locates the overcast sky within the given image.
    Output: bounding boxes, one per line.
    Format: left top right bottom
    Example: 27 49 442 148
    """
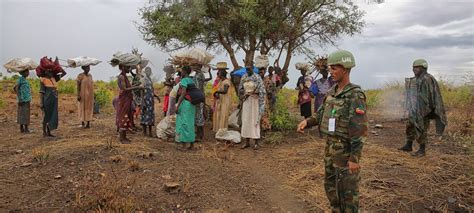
1 0 473 89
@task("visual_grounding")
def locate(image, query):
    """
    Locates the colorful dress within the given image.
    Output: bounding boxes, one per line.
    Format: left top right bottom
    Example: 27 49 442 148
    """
239 73 266 139
116 73 133 130
311 76 335 112
131 73 143 107
261 76 275 130
16 76 31 125
193 72 206 127
212 78 232 132
77 73 94 122
166 84 180 116
297 75 312 118
211 77 220 111
140 75 155 126
162 86 172 115
40 77 59 130
175 77 196 143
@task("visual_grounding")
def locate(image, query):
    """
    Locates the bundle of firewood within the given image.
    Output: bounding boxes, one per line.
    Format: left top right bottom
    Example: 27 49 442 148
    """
169 48 214 67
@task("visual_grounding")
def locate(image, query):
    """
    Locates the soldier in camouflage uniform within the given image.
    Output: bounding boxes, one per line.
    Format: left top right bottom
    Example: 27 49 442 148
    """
297 50 368 212
399 59 447 157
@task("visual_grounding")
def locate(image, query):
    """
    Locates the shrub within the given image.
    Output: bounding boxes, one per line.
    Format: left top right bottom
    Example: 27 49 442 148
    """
94 86 113 108
270 91 299 131
107 77 118 89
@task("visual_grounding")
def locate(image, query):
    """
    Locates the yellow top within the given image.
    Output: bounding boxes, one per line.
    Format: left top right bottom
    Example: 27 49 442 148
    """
40 77 57 88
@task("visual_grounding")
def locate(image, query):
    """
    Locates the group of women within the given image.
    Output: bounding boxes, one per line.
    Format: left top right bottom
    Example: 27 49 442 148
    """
113 60 282 151
14 57 67 137
13 56 282 151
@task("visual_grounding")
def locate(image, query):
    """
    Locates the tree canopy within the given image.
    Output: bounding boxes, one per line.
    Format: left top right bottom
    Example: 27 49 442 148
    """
139 0 365 85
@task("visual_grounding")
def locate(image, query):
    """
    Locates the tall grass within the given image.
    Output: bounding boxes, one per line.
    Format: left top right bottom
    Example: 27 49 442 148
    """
365 89 382 109
438 82 472 109
365 80 472 109
28 78 41 93
57 79 77 94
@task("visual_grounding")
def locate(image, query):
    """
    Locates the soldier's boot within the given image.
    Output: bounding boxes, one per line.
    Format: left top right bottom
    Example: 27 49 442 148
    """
411 144 425 157
399 141 413 152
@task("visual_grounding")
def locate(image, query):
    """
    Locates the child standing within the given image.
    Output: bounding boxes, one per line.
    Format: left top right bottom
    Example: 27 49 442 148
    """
14 70 32 133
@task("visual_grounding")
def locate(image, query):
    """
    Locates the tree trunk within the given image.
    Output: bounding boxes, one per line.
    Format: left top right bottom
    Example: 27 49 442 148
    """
244 34 257 67
244 50 256 67
282 42 293 72
280 41 294 87
218 33 240 70
228 51 240 70
260 39 270 55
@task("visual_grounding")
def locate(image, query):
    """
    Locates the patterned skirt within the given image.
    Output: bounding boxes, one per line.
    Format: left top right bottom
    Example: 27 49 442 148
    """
17 102 30 125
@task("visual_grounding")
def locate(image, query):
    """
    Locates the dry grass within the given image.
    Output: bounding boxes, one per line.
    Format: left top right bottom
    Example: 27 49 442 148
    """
74 170 141 212
200 142 236 162
128 160 141 172
31 148 49 165
104 136 116 150
360 144 473 211
109 155 123 163
274 132 473 211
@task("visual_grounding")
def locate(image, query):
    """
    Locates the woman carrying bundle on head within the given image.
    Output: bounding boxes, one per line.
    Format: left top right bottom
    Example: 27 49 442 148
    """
37 57 67 137
175 66 197 150
14 69 32 133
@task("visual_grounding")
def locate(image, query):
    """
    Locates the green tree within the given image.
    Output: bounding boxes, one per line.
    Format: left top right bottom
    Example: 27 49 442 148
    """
138 0 365 86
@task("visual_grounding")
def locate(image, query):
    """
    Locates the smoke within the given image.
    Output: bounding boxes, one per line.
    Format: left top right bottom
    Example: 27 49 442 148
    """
375 82 406 120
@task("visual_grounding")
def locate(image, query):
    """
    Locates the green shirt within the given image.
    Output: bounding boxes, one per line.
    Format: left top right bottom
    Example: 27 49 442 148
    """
16 76 32 103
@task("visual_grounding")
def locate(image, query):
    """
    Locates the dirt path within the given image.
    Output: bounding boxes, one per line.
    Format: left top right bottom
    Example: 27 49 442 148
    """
0 102 313 211
231 148 308 212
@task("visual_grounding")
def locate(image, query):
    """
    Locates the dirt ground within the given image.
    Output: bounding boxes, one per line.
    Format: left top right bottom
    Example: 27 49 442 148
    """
0 92 472 212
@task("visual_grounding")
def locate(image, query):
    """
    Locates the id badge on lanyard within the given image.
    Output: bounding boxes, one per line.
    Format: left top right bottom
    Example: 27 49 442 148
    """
328 109 336 132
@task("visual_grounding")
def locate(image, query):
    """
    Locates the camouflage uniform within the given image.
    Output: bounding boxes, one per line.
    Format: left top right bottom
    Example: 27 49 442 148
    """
307 83 368 212
306 50 368 212
401 59 447 155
